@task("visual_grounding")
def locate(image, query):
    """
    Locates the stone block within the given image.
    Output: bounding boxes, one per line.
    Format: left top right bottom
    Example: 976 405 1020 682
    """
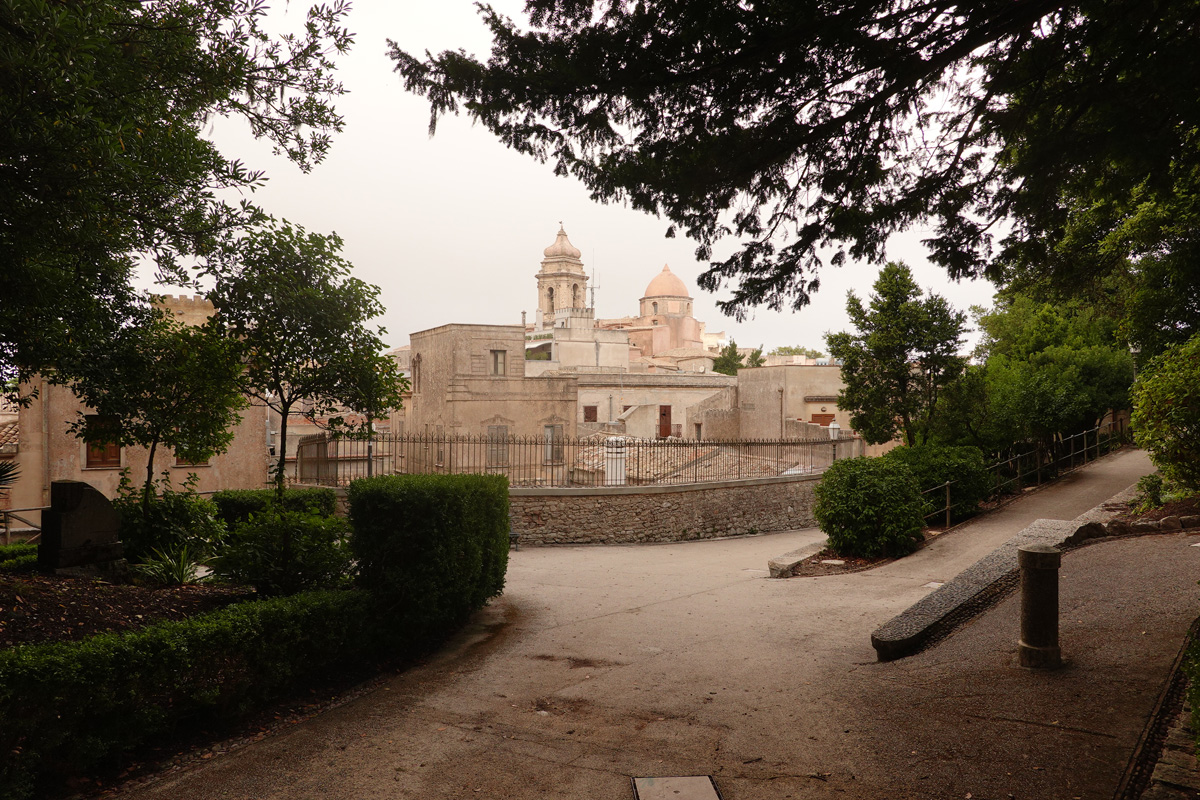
1160 515 1183 530
38 480 126 576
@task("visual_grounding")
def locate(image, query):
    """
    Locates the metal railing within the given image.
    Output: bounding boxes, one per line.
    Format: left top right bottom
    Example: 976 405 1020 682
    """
921 422 1130 529
296 432 862 488
2 507 44 546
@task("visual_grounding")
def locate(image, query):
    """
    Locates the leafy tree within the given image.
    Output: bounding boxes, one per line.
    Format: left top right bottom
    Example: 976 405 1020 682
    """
770 345 824 359
712 341 744 375
826 263 966 446
59 306 247 508
210 222 402 495
1 0 352 394
1131 334 1200 490
392 2 1199 320
745 347 766 368
931 295 1135 451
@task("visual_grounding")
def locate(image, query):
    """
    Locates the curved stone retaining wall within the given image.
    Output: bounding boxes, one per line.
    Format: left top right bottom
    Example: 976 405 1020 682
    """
508 474 821 546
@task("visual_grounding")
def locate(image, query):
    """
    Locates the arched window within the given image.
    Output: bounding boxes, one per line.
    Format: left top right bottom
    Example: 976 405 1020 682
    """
547 287 554 309
652 302 659 314
572 284 579 306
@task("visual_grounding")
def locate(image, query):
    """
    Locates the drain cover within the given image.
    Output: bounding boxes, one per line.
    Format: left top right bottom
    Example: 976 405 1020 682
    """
631 775 722 800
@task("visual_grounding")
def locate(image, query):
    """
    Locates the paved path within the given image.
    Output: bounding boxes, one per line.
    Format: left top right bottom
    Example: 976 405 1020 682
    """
125 448 1199 799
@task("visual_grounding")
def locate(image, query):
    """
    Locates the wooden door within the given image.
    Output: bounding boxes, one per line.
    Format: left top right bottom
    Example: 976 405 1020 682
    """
811 413 835 426
658 405 672 438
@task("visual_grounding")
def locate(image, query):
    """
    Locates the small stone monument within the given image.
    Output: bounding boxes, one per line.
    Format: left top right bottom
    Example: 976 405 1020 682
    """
38 480 127 579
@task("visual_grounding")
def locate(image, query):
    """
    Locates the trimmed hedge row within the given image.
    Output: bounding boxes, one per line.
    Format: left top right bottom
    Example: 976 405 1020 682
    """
348 474 510 635
0 590 380 800
0 543 37 573
0 474 511 800
210 488 338 529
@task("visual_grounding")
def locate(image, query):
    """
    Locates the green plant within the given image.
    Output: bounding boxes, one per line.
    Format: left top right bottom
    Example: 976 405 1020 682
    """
814 457 926 558
1133 334 1200 490
210 488 338 530
0 589 384 800
0 542 37 573
131 545 200 586
1132 473 1166 514
883 444 991 522
348 474 510 635
210 509 352 596
113 473 226 564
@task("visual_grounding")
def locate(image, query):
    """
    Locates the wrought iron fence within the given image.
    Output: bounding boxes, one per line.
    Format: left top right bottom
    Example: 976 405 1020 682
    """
295 432 863 488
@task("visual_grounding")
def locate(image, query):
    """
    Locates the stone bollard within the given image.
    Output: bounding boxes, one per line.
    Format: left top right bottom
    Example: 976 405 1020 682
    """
1018 544 1062 668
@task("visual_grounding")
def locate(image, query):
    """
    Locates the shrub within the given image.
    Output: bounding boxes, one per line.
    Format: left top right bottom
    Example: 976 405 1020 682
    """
0 543 37 573
113 477 226 565
1133 334 1200 490
0 589 383 800
348 474 510 635
1132 473 1166 513
210 509 353 596
210 488 338 529
883 444 991 521
814 457 926 558
131 545 200 586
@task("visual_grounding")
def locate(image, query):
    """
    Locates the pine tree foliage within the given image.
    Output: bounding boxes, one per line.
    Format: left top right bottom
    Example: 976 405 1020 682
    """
391 1 1200 318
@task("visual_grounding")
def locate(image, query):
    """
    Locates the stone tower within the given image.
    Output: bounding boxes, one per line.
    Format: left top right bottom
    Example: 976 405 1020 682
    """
536 225 589 329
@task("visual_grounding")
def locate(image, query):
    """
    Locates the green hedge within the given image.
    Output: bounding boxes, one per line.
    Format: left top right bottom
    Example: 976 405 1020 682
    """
348 474 510 635
0 589 382 800
882 444 991 522
814 457 926 558
0 543 37 572
210 488 338 528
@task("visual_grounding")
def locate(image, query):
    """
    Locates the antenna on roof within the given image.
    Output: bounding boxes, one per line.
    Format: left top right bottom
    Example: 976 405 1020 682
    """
589 247 600 312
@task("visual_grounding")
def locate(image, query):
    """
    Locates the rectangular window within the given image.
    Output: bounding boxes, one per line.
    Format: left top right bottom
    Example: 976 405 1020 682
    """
490 349 507 376
83 415 121 468
542 424 564 464
487 425 509 466
583 405 598 422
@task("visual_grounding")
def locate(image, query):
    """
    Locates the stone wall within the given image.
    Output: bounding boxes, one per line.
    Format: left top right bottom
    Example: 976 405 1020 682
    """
509 474 820 545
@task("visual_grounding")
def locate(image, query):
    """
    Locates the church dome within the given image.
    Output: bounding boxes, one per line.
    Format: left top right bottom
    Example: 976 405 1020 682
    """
543 225 582 259
644 264 690 297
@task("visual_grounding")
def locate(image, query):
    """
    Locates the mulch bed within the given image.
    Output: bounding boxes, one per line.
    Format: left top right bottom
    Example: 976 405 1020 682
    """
0 571 252 650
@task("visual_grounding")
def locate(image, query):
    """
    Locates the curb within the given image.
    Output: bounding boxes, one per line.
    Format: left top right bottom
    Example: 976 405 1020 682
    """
767 540 827 578
870 489 1200 662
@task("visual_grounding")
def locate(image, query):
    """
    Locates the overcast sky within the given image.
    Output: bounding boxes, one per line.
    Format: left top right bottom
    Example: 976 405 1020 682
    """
196 1 1000 353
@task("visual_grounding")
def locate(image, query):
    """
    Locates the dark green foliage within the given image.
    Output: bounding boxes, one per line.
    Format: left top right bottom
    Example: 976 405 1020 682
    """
210 488 338 529
392 3 1199 321
883 445 990 522
113 483 226 565
826 263 966 446
712 340 744 375
0 590 381 800
1133 334 1200 490
207 221 406 494
1186 638 1200 756
1132 474 1166 514
2 0 352 395
211 511 353 597
348 474 510 635
0 543 37 573
814 457 926 559
60 311 248 505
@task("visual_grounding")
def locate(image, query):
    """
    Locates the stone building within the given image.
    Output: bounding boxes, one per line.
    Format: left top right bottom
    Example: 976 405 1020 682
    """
9 296 271 523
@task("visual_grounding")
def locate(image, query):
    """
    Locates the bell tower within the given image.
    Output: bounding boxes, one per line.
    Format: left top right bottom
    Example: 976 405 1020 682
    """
536 224 588 329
